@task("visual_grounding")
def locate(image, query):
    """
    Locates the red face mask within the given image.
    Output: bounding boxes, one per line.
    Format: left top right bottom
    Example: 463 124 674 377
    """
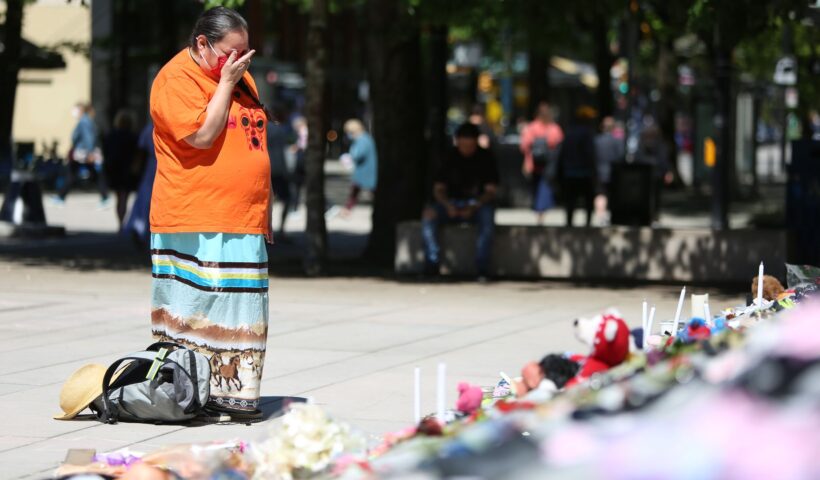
203 42 228 78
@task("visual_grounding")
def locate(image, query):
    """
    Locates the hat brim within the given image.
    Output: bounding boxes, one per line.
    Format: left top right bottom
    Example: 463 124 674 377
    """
53 366 126 421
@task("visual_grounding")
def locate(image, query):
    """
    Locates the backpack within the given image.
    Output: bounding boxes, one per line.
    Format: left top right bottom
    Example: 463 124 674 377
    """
531 137 560 178
532 137 559 166
93 342 210 424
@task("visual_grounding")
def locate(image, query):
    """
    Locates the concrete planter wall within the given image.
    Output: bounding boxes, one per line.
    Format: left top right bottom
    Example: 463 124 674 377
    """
396 221 786 283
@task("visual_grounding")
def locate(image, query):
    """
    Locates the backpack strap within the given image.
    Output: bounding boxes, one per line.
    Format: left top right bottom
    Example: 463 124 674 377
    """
99 352 160 424
184 350 202 414
146 341 187 352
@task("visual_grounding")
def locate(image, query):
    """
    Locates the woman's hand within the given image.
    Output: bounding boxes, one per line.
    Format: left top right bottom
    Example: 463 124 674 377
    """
219 49 256 87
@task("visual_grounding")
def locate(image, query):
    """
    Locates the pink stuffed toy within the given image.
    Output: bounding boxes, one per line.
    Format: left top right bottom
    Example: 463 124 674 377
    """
566 310 631 387
456 382 483 414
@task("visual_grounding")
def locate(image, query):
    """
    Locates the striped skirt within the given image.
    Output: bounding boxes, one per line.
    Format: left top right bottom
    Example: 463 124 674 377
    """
151 233 268 413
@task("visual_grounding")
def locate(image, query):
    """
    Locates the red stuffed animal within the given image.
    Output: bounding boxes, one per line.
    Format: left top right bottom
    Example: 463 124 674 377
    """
566 310 631 388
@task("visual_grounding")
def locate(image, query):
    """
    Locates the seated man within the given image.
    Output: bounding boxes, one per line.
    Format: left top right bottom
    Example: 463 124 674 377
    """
422 122 499 279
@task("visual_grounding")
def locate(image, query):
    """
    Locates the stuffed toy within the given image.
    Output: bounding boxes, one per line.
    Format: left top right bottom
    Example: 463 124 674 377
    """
456 382 483 414
678 317 712 343
513 354 580 400
752 275 785 301
566 310 631 387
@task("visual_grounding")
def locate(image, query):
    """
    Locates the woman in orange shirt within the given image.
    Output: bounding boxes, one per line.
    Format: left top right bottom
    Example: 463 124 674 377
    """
149 7 271 419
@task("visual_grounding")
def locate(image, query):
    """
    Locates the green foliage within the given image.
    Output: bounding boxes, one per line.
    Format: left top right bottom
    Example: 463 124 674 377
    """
204 0 247 9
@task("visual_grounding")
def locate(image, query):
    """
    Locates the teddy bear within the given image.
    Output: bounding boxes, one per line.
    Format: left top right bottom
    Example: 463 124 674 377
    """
565 310 631 387
456 382 483 415
751 275 786 302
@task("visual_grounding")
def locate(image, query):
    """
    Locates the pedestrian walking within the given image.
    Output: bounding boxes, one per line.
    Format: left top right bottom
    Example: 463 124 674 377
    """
593 116 624 225
149 7 271 418
634 123 673 222
267 107 293 236
123 120 156 247
520 102 564 225
557 106 598 227
53 104 110 207
339 119 377 217
102 109 141 229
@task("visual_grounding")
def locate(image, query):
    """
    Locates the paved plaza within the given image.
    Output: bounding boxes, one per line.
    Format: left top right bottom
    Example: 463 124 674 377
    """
0 193 745 479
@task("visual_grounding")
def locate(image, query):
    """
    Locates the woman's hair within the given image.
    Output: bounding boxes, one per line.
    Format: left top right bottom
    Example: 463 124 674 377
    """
189 7 248 48
343 119 365 136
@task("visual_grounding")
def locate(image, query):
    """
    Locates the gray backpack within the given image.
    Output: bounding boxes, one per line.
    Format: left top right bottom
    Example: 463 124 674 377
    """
94 342 210 424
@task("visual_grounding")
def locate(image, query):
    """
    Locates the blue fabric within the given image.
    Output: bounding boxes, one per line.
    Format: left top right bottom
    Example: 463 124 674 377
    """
71 114 97 152
533 176 555 213
349 133 378 191
422 201 495 273
123 123 156 241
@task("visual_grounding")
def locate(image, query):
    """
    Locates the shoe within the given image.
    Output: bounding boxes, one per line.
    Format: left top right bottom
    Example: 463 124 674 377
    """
423 261 441 278
477 269 492 284
97 197 112 210
49 195 66 207
324 205 341 220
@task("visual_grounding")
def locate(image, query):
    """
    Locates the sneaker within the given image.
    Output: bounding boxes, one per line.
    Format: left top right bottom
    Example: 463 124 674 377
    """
423 261 441 278
97 197 112 210
49 195 66 207
324 205 342 220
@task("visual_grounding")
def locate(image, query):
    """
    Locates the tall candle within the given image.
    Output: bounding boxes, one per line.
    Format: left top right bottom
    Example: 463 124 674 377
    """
414 367 421 424
757 262 764 308
647 306 656 340
672 286 686 337
436 363 446 422
641 300 648 349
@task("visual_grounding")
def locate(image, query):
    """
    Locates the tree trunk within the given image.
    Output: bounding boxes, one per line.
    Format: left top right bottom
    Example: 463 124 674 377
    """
303 0 329 275
427 25 448 189
527 45 550 118
0 0 24 165
711 39 732 230
366 0 426 265
592 13 613 118
656 38 681 184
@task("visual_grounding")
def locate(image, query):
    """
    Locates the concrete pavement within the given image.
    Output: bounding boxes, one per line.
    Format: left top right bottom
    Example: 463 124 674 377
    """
0 192 747 479
0 265 745 479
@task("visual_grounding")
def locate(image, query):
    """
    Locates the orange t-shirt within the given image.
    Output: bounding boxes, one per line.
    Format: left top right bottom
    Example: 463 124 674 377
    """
149 48 270 234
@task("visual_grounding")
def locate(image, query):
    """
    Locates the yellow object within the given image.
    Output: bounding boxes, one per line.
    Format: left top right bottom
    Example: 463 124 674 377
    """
478 72 493 93
704 137 716 167
54 364 108 420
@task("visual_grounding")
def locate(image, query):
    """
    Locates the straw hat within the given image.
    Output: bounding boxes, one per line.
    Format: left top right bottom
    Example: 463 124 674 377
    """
54 364 109 420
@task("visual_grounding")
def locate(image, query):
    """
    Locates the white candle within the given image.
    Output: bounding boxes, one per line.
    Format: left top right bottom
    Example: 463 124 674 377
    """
414 367 421 424
641 300 648 350
757 262 764 308
647 306 656 340
704 302 712 326
672 286 686 337
436 362 446 422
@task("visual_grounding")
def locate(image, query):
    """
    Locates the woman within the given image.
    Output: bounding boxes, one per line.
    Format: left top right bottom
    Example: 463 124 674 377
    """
520 102 563 225
149 7 271 418
340 119 377 216
102 109 140 229
123 120 156 247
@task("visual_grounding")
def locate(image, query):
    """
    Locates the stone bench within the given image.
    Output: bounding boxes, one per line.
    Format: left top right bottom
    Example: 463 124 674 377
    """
395 221 787 283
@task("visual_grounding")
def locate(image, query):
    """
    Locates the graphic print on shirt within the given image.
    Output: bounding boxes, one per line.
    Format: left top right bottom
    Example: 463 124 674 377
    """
238 106 266 152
